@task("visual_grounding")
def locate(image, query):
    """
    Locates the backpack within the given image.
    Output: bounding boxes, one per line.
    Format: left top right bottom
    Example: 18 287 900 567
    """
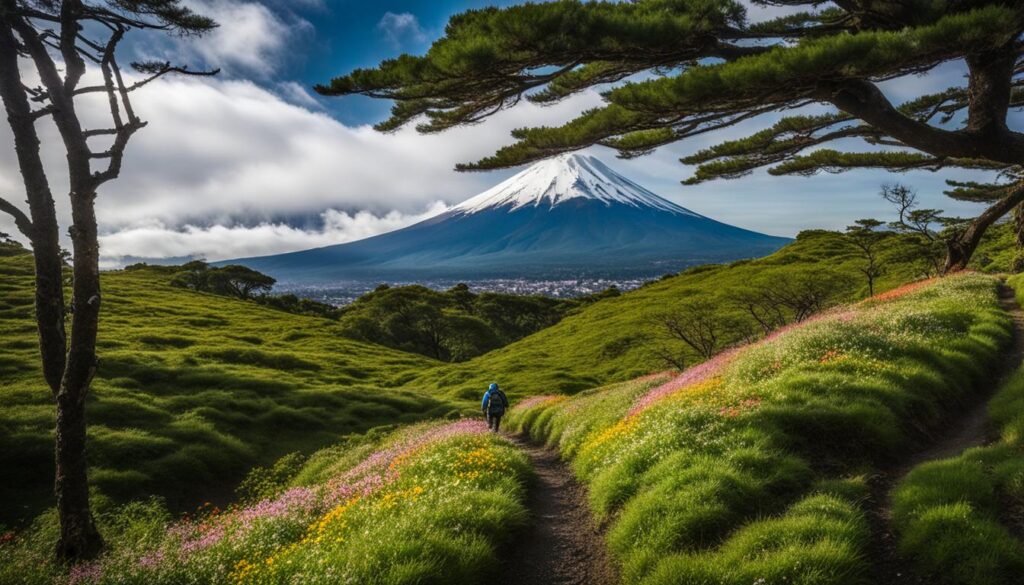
486 389 508 415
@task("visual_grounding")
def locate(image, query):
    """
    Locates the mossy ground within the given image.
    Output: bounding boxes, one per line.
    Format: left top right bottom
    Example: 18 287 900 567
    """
411 226 1015 402
0 247 450 525
0 222 1019 582
507 274 1012 584
887 274 1024 585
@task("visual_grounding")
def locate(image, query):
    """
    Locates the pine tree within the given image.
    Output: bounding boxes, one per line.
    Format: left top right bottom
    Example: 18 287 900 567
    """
0 0 216 561
318 0 1024 271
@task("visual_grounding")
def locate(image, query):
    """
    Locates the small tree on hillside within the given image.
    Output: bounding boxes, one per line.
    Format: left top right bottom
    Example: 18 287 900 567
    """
880 183 947 275
0 0 217 560
319 0 1024 272
845 219 888 296
734 287 789 336
207 265 277 299
735 267 855 332
656 298 742 360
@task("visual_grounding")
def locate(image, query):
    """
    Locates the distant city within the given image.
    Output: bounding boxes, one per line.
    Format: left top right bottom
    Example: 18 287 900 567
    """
279 278 654 306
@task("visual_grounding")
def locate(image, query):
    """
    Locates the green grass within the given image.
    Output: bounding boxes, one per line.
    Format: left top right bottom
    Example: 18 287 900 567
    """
0 220 1017 574
506 273 1011 584
887 273 1024 585
0 248 452 525
407 227 1014 403
0 420 530 585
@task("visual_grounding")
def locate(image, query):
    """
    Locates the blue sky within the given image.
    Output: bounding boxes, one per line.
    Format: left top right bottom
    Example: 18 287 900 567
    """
0 1 1009 264
283 1 520 125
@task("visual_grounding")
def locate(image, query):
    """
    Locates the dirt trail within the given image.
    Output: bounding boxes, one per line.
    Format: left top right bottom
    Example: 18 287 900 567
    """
868 283 1024 584
496 435 618 585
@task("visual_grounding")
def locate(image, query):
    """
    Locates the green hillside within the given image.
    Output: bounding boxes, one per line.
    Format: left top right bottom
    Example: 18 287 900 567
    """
2 225 1014 525
0 247 451 525
7 270 1021 585
409 227 1015 401
507 273 1012 584
333 282 610 362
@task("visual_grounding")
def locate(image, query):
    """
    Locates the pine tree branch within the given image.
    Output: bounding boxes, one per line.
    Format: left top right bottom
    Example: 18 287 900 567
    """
824 78 1024 165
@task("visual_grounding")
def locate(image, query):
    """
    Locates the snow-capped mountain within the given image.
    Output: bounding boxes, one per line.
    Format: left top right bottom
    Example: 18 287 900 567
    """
224 154 790 284
453 154 695 215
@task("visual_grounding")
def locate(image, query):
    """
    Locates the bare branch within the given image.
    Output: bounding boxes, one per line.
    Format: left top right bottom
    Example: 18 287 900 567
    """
98 27 125 131
0 194 34 239
82 128 118 138
91 119 147 186
59 0 87 91
30 104 55 120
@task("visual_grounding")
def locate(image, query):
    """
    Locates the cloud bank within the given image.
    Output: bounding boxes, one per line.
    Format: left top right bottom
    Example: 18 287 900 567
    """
98 202 450 267
0 65 604 264
0 1 1000 266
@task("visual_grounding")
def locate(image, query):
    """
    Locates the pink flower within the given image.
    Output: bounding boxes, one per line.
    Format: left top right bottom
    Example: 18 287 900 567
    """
67 561 101 585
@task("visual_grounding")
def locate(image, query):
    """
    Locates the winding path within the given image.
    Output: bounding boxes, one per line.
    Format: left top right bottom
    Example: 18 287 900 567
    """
868 283 1024 584
496 436 618 585
495 285 1024 585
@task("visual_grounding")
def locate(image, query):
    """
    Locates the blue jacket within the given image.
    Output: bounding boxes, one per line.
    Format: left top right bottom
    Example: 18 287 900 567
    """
482 385 509 415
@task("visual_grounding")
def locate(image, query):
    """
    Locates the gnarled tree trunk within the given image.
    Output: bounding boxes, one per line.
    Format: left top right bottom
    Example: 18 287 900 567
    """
0 8 103 560
944 182 1024 273
54 188 104 560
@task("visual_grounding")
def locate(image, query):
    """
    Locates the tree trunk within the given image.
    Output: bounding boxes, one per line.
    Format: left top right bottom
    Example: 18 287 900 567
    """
55 189 104 560
1014 203 1024 249
54 391 102 560
944 238 975 274
0 19 67 393
944 182 1024 273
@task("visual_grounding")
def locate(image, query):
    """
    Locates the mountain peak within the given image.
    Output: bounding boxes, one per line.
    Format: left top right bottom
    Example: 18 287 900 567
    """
452 153 701 216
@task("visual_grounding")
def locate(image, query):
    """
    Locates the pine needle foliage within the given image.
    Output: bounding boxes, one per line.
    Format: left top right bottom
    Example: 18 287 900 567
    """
320 0 1024 271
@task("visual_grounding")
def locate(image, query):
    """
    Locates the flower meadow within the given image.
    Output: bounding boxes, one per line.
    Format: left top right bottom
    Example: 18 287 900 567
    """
0 420 530 585
507 273 1012 585
888 274 1024 585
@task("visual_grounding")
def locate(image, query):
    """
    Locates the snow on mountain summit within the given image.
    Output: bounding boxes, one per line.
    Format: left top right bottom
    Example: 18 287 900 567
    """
452 153 701 216
224 152 792 284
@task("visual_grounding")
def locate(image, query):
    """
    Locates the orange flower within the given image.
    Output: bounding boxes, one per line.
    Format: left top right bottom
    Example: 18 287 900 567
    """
819 350 846 364
719 398 761 418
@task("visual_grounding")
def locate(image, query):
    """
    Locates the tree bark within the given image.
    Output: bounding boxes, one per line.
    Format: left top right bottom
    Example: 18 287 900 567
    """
1 7 103 560
1014 203 1024 249
0 18 67 393
825 76 1024 165
965 45 1015 136
53 389 102 560
52 124 105 563
945 182 1024 273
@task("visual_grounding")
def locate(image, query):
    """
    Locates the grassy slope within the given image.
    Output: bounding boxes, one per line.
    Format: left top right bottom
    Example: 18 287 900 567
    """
0 222 1014 524
2 420 530 585
5 272 1009 585
0 248 450 525
408 229 993 402
888 274 1024 585
506 274 1011 584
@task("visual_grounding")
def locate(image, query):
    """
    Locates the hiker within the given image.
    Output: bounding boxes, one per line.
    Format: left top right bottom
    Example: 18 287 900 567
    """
481 383 509 432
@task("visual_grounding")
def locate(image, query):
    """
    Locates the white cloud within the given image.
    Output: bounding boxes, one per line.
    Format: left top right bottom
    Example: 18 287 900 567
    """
275 81 322 109
98 202 450 267
0 24 1004 266
172 0 311 77
377 12 427 49
0 67 603 263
